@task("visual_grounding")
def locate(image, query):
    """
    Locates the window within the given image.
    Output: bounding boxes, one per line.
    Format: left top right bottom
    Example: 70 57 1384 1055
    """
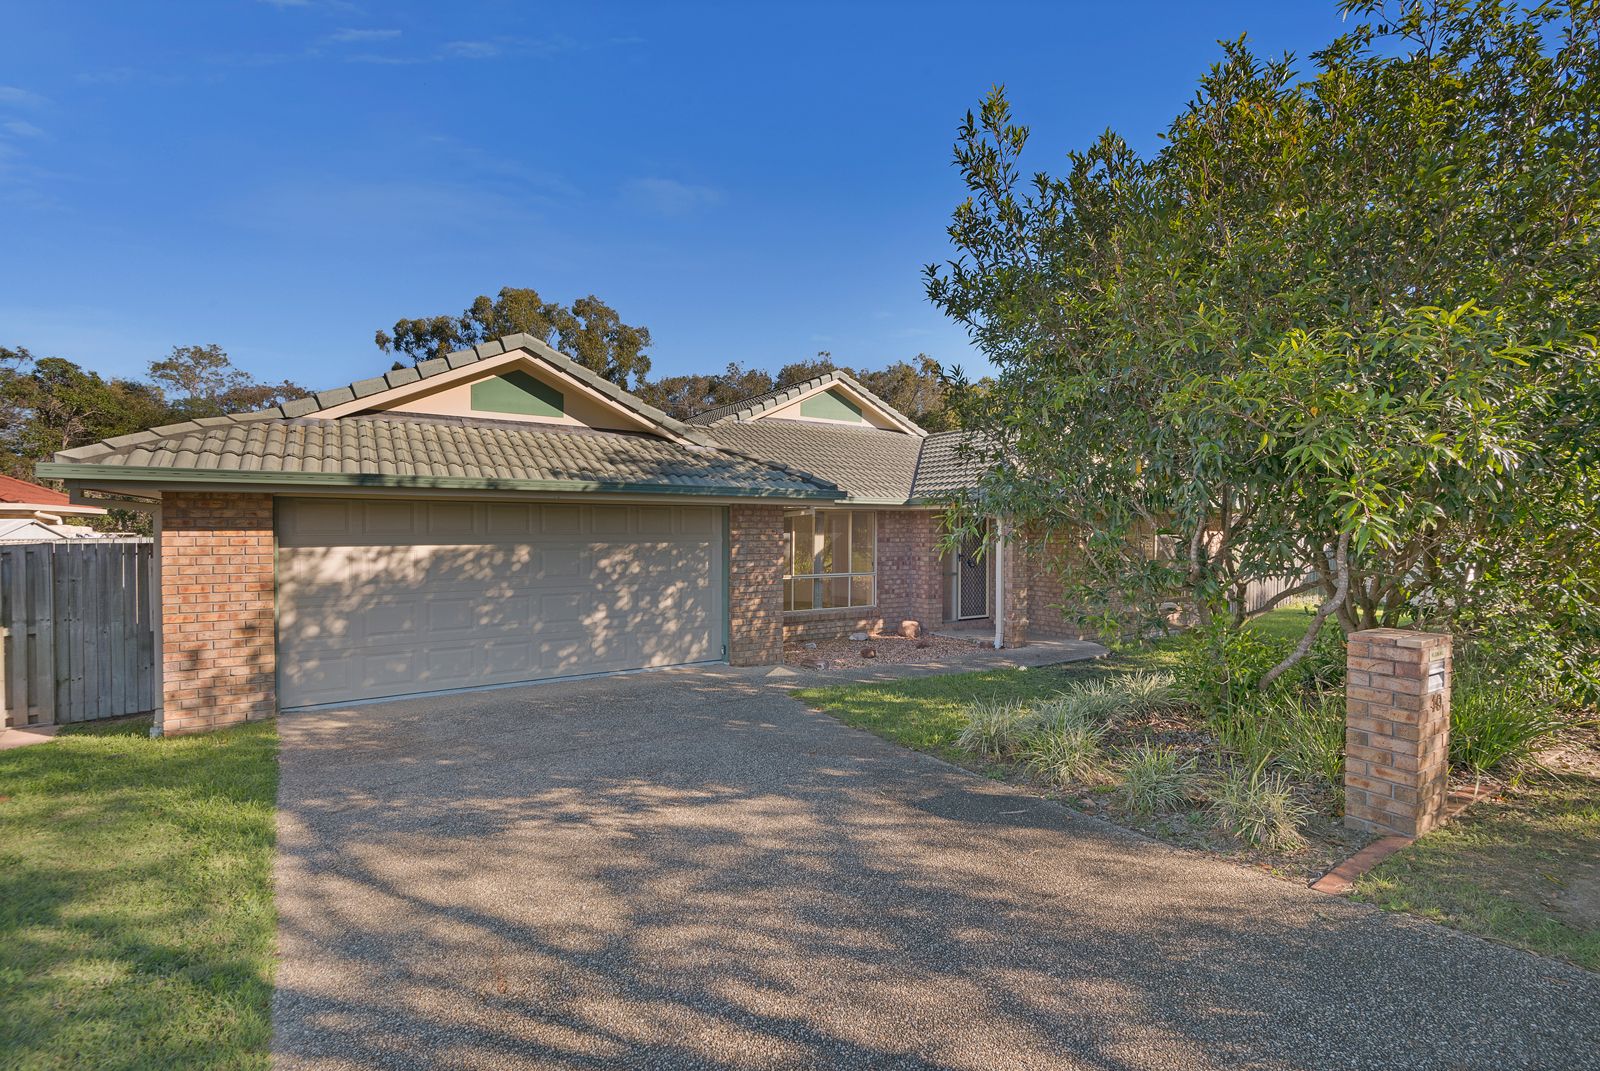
783 509 875 611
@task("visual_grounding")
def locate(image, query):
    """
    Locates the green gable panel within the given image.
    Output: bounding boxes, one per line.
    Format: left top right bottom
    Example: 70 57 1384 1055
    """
798 388 864 423
470 370 565 418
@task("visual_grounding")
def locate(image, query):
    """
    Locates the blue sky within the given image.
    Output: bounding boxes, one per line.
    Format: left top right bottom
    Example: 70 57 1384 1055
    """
1 2 1352 391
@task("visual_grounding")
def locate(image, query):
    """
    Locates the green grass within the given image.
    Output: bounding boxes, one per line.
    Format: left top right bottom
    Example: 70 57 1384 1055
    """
1353 769 1600 970
794 615 1214 764
0 717 279 1070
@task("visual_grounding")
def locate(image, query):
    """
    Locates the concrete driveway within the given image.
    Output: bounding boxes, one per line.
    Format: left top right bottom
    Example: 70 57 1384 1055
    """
273 664 1600 1071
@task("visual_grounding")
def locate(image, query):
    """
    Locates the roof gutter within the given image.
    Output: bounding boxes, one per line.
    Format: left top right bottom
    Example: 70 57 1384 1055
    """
36 462 845 501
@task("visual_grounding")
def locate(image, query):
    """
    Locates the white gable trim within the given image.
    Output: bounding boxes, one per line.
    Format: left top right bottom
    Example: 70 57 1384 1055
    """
312 349 667 437
748 377 925 436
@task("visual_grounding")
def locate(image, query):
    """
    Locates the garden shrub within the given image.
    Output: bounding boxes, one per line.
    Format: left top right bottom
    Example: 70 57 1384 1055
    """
1450 660 1566 775
1174 617 1280 711
956 699 1035 759
1022 719 1107 788
1207 764 1311 851
1113 671 1183 714
1115 745 1198 815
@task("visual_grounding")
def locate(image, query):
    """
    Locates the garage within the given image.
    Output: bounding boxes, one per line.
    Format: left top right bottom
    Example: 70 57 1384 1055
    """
276 498 726 708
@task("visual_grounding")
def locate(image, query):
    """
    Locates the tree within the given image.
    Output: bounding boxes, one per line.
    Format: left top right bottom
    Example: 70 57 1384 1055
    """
636 352 955 427
147 344 309 419
927 0 1600 684
376 286 655 390
0 352 168 479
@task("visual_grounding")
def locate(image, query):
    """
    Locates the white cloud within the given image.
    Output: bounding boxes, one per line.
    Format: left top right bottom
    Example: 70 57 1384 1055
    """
622 177 723 218
441 40 500 59
328 28 403 44
0 86 49 109
3 119 43 138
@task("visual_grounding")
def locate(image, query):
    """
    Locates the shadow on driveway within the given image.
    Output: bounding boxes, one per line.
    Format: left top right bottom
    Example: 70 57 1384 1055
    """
272 666 1600 1070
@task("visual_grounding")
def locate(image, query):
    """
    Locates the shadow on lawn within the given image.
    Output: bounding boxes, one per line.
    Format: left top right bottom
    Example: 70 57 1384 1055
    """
269 669 1600 1071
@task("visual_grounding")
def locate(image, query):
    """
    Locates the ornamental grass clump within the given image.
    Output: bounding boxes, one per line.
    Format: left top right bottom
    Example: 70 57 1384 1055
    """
1022 719 1107 788
1115 745 1199 815
1045 678 1128 726
1450 676 1566 775
955 699 1036 759
1113 671 1184 714
1208 765 1312 851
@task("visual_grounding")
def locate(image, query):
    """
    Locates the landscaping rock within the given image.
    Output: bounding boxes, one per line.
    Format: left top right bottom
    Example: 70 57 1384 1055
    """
860 646 877 659
849 631 869 641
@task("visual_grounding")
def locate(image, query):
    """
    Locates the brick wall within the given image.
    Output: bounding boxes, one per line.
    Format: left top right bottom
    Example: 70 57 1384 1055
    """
728 504 786 665
1345 629 1452 838
999 522 1029 647
874 510 942 637
160 492 276 735
1025 530 1091 640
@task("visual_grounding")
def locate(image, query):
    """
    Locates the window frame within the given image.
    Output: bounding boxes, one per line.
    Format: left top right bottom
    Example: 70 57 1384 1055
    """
782 508 876 613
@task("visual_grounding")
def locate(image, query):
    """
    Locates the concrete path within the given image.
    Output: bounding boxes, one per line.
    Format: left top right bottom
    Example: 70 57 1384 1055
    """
273 662 1600 1071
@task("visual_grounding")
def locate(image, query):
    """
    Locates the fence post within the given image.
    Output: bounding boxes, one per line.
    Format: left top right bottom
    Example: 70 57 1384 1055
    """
1344 628 1452 838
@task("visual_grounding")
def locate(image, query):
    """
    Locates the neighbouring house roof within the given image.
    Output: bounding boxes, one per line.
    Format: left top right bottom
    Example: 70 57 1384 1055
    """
0 517 117 543
0 474 71 505
39 414 842 499
685 370 926 436
0 473 108 518
708 420 926 504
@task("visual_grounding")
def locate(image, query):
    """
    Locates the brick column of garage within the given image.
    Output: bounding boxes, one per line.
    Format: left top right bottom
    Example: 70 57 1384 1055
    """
1344 629 1452 838
159 492 276 734
727 504 786 665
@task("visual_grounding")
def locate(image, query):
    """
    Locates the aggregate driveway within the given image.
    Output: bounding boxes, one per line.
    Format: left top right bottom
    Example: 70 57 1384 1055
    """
273 664 1600 1071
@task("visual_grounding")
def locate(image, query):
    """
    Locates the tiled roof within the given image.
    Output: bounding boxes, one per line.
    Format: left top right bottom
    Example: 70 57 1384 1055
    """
51 334 717 465
0 474 70 505
686 370 925 435
909 431 989 500
40 416 842 499
707 420 925 503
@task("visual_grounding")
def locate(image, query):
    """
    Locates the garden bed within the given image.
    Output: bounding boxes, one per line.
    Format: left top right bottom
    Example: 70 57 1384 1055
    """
785 632 986 671
798 654 1376 883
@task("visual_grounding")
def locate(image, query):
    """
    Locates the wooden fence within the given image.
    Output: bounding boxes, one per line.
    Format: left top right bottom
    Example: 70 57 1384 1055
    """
1236 571 1317 617
1 540 156 728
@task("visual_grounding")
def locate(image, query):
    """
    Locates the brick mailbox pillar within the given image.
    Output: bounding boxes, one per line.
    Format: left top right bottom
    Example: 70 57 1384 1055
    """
1344 629 1452 838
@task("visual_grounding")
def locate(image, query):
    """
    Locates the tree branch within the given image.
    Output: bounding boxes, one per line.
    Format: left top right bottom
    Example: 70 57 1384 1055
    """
1259 531 1350 691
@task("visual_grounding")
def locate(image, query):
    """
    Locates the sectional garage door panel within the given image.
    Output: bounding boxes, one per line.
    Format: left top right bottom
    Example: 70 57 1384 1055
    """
276 499 724 707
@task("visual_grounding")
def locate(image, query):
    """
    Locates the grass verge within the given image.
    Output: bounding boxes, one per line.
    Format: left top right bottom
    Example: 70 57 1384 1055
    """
1353 766 1600 970
0 717 279 1070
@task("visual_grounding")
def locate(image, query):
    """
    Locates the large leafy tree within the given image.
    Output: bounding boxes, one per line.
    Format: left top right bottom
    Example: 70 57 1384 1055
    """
0 349 169 479
637 352 956 429
148 343 309 420
376 286 654 390
927 0 1600 682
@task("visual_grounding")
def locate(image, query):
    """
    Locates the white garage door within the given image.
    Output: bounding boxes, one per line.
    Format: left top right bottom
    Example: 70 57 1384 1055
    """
276 498 725 708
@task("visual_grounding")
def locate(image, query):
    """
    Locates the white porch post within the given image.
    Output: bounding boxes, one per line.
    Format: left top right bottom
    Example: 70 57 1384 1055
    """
992 516 1005 649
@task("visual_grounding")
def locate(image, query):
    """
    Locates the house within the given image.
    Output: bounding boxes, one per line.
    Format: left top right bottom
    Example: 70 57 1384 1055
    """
0 475 118 543
38 336 1084 734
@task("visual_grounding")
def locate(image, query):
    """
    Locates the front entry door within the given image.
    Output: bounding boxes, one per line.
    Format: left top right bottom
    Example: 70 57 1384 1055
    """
956 523 990 620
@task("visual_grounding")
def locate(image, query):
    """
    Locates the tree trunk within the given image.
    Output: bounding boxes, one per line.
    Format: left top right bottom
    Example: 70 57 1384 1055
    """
1259 531 1351 690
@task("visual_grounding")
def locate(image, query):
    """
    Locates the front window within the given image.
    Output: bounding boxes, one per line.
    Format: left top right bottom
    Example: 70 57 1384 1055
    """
783 509 875 611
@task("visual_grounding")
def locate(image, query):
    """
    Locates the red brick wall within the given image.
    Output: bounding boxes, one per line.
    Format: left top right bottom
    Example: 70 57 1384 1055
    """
999 523 1029 646
1024 531 1093 640
875 510 943 635
160 492 276 735
1345 629 1452 838
780 509 945 643
728 504 786 665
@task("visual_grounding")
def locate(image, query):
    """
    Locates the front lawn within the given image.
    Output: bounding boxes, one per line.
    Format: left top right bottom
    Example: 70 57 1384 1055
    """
795 607 1366 881
1354 762 1600 970
0 717 279 1070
